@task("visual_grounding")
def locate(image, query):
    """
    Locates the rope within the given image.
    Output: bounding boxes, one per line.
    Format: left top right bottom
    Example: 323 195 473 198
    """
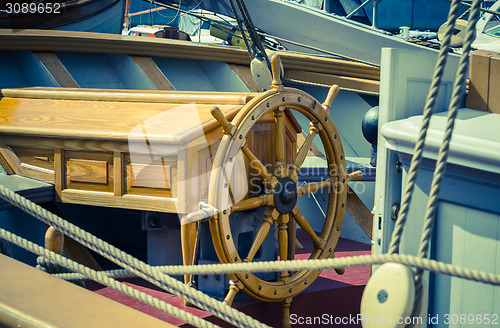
235 0 272 71
0 228 220 328
228 0 254 60
388 0 462 255
0 185 270 328
447 0 500 16
50 253 500 287
36 256 86 287
459 8 470 19
412 0 483 317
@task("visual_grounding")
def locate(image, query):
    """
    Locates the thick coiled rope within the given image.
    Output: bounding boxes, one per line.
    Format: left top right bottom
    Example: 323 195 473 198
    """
0 185 270 328
49 253 500 287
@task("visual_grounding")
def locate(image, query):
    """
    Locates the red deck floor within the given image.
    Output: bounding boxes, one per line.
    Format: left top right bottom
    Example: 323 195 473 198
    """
93 231 371 327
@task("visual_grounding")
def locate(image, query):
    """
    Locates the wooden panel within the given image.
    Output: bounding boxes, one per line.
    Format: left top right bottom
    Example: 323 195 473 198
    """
33 52 79 88
127 163 171 189
9 147 55 183
65 151 113 193
131 56 176 90
124 154 176 199
68 159 108 184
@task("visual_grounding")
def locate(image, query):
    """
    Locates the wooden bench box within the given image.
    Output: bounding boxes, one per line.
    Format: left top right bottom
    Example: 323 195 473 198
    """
0 87 300 216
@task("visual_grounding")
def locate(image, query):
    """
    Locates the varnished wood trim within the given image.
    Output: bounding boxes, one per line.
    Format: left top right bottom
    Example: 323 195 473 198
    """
1 136 129 153
113 152 124 196
278 52 380 79
131 56 175 90
285 70 380 94
1 87 257 105
61 189 179 213
0 29 251 64
33 52 79 88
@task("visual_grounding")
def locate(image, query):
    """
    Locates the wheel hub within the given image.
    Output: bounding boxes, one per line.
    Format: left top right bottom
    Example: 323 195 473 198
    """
273 176 297 214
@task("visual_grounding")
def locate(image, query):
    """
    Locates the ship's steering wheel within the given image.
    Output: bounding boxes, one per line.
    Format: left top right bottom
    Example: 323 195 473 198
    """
205 55 362 326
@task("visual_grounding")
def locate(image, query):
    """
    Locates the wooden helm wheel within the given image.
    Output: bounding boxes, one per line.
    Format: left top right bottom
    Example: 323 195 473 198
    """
208 55 349 303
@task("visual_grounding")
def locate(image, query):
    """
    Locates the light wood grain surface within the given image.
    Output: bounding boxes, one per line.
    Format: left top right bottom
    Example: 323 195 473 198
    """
0 97 242 143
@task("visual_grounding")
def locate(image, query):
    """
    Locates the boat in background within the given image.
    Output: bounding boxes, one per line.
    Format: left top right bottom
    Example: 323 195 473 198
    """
0 0 126 34
473 0 500 51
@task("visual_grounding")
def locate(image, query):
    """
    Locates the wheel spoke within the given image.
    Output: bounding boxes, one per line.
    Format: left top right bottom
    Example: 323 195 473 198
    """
241 141 272 185
297 179 333 197
291 125 318 180
274 108 285 177
232 194 273 212
291 205 324 249
244 208 277 262
278 214 290 279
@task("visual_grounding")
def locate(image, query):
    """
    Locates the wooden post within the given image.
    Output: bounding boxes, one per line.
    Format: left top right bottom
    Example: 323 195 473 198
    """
180 219 197 306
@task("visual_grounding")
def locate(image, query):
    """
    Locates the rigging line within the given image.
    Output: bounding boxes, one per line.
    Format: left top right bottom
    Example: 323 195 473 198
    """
459 7 470 19
154 0 181 24
146 0 380 67
228 0 254 59
155 0 204 21
387 0 462 255
52 253 500 287
447 0 500 16
412 0 483 318
235 0 272 70
261 33 379 67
